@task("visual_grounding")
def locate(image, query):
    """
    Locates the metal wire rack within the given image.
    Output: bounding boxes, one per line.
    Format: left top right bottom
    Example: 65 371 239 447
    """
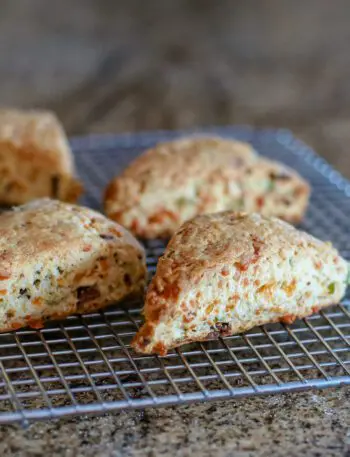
1 126 350 426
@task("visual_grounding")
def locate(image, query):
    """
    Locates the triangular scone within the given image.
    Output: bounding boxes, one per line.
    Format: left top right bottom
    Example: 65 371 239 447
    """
0 199 146 332
132 212 348 355
104 136 310 239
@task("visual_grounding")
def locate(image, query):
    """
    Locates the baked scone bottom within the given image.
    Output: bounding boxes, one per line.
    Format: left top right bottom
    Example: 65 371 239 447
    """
132 212 349 355
0 199 147 332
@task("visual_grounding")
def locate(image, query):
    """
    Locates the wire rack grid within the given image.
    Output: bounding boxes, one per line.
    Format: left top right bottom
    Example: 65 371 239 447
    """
0 126 350 426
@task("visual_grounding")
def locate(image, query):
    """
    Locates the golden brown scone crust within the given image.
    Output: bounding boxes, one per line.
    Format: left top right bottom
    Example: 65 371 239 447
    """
0 109 82 205
104 136 257 238
0 198 146 332
132 212 348 355
104 136 310 238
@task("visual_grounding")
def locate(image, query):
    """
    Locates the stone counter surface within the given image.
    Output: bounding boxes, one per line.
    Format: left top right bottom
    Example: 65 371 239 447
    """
1 389 350 457
1 1 350 455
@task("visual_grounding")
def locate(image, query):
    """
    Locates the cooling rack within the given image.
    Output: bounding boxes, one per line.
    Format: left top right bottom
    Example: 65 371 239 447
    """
1 126 350 426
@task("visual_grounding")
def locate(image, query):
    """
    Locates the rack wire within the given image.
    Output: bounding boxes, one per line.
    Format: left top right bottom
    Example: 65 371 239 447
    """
1 126 350 425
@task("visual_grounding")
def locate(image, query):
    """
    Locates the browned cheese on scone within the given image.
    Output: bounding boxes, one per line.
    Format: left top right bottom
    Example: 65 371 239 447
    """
0 199 147 332
132 212 348 355
104 137 310 238
0 109 82 205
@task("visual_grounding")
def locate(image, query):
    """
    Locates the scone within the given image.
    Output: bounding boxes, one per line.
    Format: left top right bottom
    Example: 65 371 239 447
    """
132 212 348 355
0 108 82 205
104 136 310 238
0 199 146 332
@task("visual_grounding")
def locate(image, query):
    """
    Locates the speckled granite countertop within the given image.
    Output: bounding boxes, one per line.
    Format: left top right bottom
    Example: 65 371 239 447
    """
1 389 349 457
1 1 350 455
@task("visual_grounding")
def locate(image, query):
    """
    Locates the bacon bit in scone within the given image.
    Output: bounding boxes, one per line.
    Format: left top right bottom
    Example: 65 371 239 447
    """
251 235 263 263
229 294 240 303
312 306 320 314
27 318 44 329
181 301 188 312
256 196 264 209
280 314 296 325
83 245 92 252
183 314 193 324
254 279 260 286
0 274 10 280
77 286 100 305
0 290 7 295
221 268 229 276
32 297 43 306
214 322 232 335
148 210 178 224
314 261 322 270
234 262 248 272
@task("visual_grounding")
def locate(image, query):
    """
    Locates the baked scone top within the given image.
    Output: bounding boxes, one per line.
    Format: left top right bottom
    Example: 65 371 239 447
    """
153 212 339 291
144 211 348 325
0 198 144 278
121 136 255 179
0 108 74 173
105 136 256 203
105 136 310 238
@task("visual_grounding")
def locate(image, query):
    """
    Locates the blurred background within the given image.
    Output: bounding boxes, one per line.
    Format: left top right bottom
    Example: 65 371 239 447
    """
1 0 350 175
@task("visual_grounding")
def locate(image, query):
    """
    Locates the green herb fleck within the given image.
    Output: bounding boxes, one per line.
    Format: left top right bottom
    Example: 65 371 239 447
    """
177 197 193 207
267 180 275 191
328 282 335 294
